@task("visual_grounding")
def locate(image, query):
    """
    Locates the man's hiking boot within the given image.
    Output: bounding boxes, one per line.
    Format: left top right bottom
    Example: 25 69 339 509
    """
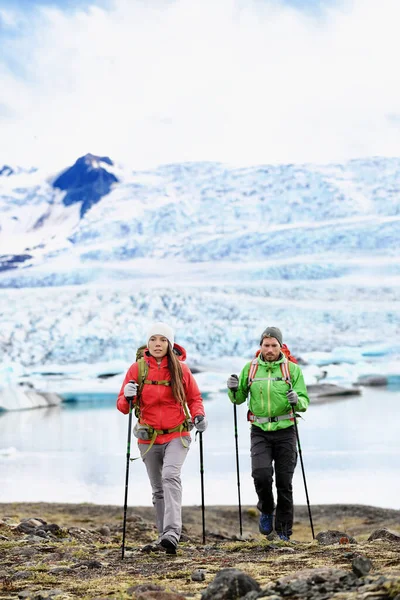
259 513 273 535
278 533 290 541
160 537 177 555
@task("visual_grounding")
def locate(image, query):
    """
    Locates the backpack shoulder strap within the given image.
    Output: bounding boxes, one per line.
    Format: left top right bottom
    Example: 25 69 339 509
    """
137 357 148 397
248 358 259 386
133 357 149 419
280 358 292 387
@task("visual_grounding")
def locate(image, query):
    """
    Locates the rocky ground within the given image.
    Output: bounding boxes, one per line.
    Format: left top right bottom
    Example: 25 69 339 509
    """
0 502 399 600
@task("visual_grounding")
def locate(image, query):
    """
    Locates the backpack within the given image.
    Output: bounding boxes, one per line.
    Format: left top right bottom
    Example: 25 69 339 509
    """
248 344 297 388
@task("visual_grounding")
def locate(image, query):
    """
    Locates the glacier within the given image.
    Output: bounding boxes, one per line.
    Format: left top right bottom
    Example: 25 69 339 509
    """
0 154 399 368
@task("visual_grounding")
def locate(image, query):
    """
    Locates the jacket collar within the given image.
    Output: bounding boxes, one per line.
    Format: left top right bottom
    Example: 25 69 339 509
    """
257 352 285 367
145 350 169 368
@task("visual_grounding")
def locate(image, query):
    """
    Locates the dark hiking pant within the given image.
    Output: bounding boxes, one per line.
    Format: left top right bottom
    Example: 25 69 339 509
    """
251 425 297 538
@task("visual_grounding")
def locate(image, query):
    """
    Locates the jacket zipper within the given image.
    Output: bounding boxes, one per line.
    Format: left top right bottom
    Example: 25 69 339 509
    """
158 363 162 429
267 367 272 431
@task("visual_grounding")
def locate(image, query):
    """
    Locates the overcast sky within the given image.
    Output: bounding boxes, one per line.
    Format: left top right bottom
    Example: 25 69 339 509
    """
1 0 400 170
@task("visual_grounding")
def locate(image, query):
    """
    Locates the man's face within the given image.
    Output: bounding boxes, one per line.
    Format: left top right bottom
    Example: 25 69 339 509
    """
260 337 281 362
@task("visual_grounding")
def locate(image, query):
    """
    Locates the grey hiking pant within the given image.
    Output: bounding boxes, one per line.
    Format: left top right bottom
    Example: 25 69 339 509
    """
139 436 191 545
250 425 297 538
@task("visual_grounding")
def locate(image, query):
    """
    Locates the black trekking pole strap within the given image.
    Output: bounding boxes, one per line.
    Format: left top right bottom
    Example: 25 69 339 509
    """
233 392 243 537
197 430 206 544
121 398 134 559
292 410 315 540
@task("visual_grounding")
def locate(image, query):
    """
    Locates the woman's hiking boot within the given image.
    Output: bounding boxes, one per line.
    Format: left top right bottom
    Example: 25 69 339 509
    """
259 513 273 535
160 537 177 555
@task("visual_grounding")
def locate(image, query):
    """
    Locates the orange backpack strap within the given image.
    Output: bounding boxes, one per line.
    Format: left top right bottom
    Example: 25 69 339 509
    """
280 358 292 387
248 358 259 386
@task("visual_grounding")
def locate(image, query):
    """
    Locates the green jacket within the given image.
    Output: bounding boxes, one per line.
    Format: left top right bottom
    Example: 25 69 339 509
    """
228 353 310 432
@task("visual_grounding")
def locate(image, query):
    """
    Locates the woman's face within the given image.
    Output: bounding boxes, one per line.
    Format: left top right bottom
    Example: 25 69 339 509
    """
148 335 169 359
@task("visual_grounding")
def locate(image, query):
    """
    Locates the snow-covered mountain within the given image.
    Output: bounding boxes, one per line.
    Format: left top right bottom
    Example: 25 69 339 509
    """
0 154 399 366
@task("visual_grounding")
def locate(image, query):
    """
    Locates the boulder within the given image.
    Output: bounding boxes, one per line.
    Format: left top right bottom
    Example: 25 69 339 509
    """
201 568 261 600
316 530 357 545
368 528 400 542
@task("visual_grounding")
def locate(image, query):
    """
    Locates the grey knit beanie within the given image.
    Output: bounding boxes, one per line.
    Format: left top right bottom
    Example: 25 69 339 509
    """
260 327 283 347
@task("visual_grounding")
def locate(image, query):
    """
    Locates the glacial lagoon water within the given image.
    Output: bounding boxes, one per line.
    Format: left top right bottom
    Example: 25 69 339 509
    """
0 385 399 510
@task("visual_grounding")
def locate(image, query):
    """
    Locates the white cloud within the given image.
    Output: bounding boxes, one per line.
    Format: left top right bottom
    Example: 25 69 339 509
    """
1 0 400 170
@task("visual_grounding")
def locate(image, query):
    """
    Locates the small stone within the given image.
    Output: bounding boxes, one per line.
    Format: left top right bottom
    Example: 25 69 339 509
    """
352 555 372 577
201 568 261 600
136 592 186 600
22 518 47 527
42 523 62 534
79 559 103 569
17 547 37 557
316 530 357 545
242 592 260 600
12 570 31 580
141 543 162 553
18 591 33 599
191 569 206 581
368 528 400 542
35 529 50 538
27 534 48 542
48 567 74 575
98 525 111 536
127 584 164 595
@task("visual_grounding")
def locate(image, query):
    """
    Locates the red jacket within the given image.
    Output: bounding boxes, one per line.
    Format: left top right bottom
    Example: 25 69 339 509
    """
117 344 205 444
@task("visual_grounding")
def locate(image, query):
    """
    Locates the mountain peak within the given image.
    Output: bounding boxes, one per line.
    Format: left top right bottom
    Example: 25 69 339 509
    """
0 165 15 176
52 153 119 218
75 153 114 169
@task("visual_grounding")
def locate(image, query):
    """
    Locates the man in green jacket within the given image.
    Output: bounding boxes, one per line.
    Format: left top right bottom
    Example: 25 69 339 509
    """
227 327 309 541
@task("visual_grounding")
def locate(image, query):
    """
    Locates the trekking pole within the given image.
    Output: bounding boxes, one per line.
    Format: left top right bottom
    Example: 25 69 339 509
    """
232 387 243 537
121 387 136 559
198 431 206 544
290 389 315 540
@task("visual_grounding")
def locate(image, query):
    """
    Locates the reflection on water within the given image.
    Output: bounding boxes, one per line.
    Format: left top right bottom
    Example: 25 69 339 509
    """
0 387 399 508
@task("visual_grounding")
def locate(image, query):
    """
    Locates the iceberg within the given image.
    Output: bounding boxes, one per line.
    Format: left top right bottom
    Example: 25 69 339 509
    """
0 385 61 411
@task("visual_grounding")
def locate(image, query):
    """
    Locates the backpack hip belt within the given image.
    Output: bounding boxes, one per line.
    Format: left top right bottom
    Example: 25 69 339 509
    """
142 421 190 456
131 420 190 461
248 411 295 424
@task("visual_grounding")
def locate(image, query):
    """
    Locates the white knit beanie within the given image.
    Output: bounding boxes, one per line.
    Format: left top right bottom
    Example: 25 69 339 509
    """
146 322 175 347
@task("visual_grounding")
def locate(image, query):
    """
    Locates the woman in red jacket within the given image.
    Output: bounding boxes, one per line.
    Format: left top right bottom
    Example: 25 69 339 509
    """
117 322 207 554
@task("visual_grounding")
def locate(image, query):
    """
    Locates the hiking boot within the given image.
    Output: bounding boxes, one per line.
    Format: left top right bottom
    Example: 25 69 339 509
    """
160 537 177 555
278 533 290 541
259 513 273 535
